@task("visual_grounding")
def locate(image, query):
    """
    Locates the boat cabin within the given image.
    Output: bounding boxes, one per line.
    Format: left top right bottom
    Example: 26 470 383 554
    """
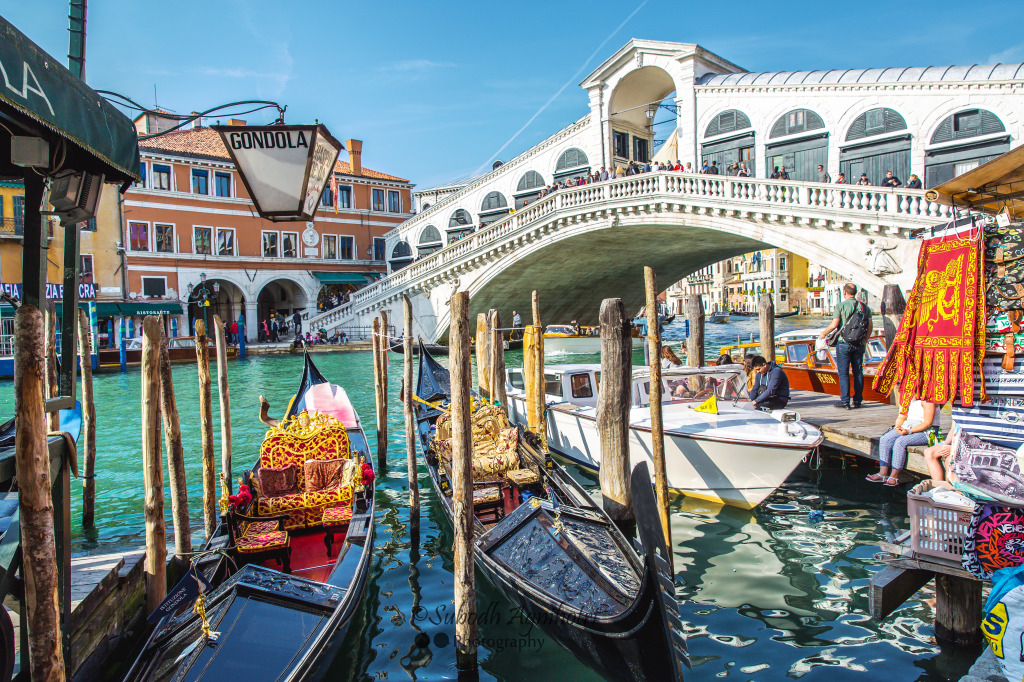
544 324 598 337
507 365 747 409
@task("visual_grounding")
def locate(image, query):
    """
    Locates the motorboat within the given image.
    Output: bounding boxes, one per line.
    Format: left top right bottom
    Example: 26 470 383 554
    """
98 335 235 368
505 364 823 509
414 343 688 681
708 312 730 324
124 353 376 681
544 324 644 355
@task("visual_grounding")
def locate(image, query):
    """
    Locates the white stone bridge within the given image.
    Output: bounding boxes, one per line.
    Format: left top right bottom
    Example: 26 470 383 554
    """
308 172 952 341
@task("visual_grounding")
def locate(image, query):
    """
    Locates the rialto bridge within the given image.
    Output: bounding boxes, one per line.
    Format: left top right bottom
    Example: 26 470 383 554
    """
307 172 953 341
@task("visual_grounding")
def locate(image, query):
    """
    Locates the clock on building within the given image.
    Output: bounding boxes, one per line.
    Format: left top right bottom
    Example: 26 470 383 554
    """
302 226 319 247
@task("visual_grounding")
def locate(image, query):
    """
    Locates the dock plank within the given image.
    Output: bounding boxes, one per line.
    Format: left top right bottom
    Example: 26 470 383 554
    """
788 390 947 476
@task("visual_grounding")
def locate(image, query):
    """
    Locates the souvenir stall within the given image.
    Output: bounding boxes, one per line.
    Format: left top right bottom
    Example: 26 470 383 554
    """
871 146 1024 678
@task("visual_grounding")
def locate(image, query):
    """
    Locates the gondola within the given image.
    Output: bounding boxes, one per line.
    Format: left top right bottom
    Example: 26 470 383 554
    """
414 342 688 681
774 306 801 319
123 352 376 682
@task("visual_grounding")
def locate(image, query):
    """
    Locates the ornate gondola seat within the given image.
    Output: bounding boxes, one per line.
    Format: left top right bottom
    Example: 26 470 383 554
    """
228 510 291 573
252 411 357 530
433 405 524 484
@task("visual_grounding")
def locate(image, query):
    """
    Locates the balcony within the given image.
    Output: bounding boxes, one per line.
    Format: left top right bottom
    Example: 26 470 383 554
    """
0 218 24 239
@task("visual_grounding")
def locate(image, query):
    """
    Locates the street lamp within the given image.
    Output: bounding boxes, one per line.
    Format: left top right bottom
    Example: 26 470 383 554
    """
188 272 214 332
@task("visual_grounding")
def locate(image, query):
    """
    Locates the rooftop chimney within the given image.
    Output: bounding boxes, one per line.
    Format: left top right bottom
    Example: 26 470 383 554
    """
227 118 247 126
346 139 363 176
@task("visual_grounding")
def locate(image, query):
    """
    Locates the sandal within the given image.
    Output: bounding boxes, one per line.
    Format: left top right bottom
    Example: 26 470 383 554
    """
865 473 885 482
884 475 900 487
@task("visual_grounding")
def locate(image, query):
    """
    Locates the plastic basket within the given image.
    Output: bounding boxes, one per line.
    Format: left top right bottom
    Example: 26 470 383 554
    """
907 480 974 561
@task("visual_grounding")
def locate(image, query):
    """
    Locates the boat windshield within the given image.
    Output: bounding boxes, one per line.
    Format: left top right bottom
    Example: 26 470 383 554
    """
545 325 575 335
638 368 746 405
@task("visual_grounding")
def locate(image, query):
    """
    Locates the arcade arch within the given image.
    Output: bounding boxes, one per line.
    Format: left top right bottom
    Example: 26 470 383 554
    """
389 240 413 271
256 277 309 336
607 65 676 167
840 107 910 185
515 170 545 208
925 108 1009 187
187 276 246 334
766 108 828 182
418 225 443 256
701 109 755 175
479 191 509 227
447 208 474 241
554 148 590 181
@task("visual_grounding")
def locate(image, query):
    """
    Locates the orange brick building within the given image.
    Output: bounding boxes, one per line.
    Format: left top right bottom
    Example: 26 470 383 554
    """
124 116 413 340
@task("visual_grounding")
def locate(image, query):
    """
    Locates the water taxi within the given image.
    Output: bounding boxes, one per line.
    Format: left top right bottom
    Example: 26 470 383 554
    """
543 324 644 354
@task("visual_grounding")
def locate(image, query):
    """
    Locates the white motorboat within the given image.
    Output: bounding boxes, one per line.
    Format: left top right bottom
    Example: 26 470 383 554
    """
542 324 645 355
505 364 823 509
708 312 730 324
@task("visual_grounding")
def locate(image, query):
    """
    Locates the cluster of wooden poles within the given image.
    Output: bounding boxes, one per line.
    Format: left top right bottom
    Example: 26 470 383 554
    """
368 267 694 673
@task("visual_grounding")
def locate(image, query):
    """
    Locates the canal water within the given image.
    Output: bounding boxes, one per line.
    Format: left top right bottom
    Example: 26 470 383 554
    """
0 316 974 680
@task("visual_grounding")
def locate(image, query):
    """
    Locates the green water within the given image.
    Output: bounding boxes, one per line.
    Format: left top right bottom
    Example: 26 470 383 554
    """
0 320 973 680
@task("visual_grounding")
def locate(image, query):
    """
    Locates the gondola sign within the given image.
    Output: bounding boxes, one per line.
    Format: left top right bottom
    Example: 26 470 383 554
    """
213 124 343 222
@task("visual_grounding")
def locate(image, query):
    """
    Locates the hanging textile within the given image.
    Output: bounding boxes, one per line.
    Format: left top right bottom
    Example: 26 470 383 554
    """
874 232 986 407
962 503 1024 580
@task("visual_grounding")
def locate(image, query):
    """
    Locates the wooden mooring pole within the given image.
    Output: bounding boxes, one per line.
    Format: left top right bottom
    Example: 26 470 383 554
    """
195 319 217 540
523 292 544 433
449 291 478 672
160 323 192 556
758 293 775 361
644 268 671 565
475 313 491 400
685 295 705 368
141 316 167 615
598 298 634 523
403 296 419 513
14 305 66 679
372 316 388 471
213 315 232 494
488 309 508 413
78 308 97 529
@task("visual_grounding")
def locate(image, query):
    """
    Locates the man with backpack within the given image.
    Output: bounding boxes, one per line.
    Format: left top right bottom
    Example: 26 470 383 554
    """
819 283 873 409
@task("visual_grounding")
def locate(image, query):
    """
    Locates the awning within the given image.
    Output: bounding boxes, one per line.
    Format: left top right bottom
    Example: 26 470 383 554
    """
312 272 374 285
0 16 141 185
926 145 1024 218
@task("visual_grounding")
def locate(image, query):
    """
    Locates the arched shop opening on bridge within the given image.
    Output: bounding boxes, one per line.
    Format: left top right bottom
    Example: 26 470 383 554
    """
840 107 910 185
765 109 827 181
479 191 509 227
417 225 443 257
256 278 309 330
702 109 755 174
553 148 590 182
389 240 413 271
515 170 545 208
447 209 474 242
186 273 246 334
314 272 379 312
924 108 1009 187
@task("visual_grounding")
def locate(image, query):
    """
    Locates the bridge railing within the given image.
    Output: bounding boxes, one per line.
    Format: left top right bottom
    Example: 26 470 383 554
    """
312 171 952 328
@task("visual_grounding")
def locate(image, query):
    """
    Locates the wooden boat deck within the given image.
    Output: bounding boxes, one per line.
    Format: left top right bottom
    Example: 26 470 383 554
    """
787 390 949 476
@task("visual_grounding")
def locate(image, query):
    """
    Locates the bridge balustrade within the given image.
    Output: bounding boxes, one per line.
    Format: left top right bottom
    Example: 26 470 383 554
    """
313 171 954 330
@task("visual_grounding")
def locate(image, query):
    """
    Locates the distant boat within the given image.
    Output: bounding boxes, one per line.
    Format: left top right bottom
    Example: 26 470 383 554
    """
708 312 730 324
775 307 801 319
544 324 644 354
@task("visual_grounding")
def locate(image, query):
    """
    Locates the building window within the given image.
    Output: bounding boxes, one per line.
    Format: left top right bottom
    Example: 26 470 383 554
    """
128 221 149 251
142 276 166 298
135 163 147 189
954 110 981 135
191 169 209 194
338 185 352 209
194 226 212 255
372 189 385 212
339 236 354 260
388 190 401 213
79 254 94 283
323 235 337 259
373 237 386 261
320 187 334 207
152 164 171 191
80 217 97 231
214 171 231 197
262 231 279 257
613 131 629 158
155 223 174 252
282 231 298 258
779 256 787 271
633 137 650 163
217 228 235 256
12 196 23 233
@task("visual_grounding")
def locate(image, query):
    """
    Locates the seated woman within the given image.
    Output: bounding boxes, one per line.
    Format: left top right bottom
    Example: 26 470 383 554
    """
661 345 684 369
925 422 960 487
867 397 940 486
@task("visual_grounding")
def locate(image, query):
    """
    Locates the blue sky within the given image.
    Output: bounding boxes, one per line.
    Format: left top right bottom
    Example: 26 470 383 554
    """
5 1 1024 190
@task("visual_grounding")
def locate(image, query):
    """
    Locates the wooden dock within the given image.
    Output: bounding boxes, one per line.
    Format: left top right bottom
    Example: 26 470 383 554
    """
787 390 948 476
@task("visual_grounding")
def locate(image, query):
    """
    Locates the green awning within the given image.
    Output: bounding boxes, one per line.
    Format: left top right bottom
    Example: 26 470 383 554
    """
0 16 141 185
312 272 373 285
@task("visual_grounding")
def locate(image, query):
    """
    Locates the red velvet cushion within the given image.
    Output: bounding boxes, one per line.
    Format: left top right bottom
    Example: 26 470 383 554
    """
258 464 299 497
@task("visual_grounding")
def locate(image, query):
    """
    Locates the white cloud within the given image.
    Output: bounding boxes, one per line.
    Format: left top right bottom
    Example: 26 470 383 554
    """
988 44 1024 63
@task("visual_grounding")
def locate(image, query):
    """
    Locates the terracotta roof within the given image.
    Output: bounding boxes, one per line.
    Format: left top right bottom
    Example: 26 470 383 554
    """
139 127 409 182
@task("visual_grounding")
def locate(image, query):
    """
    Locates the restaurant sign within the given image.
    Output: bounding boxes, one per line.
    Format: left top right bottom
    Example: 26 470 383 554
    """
212 124 342 222
0 281 96 300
